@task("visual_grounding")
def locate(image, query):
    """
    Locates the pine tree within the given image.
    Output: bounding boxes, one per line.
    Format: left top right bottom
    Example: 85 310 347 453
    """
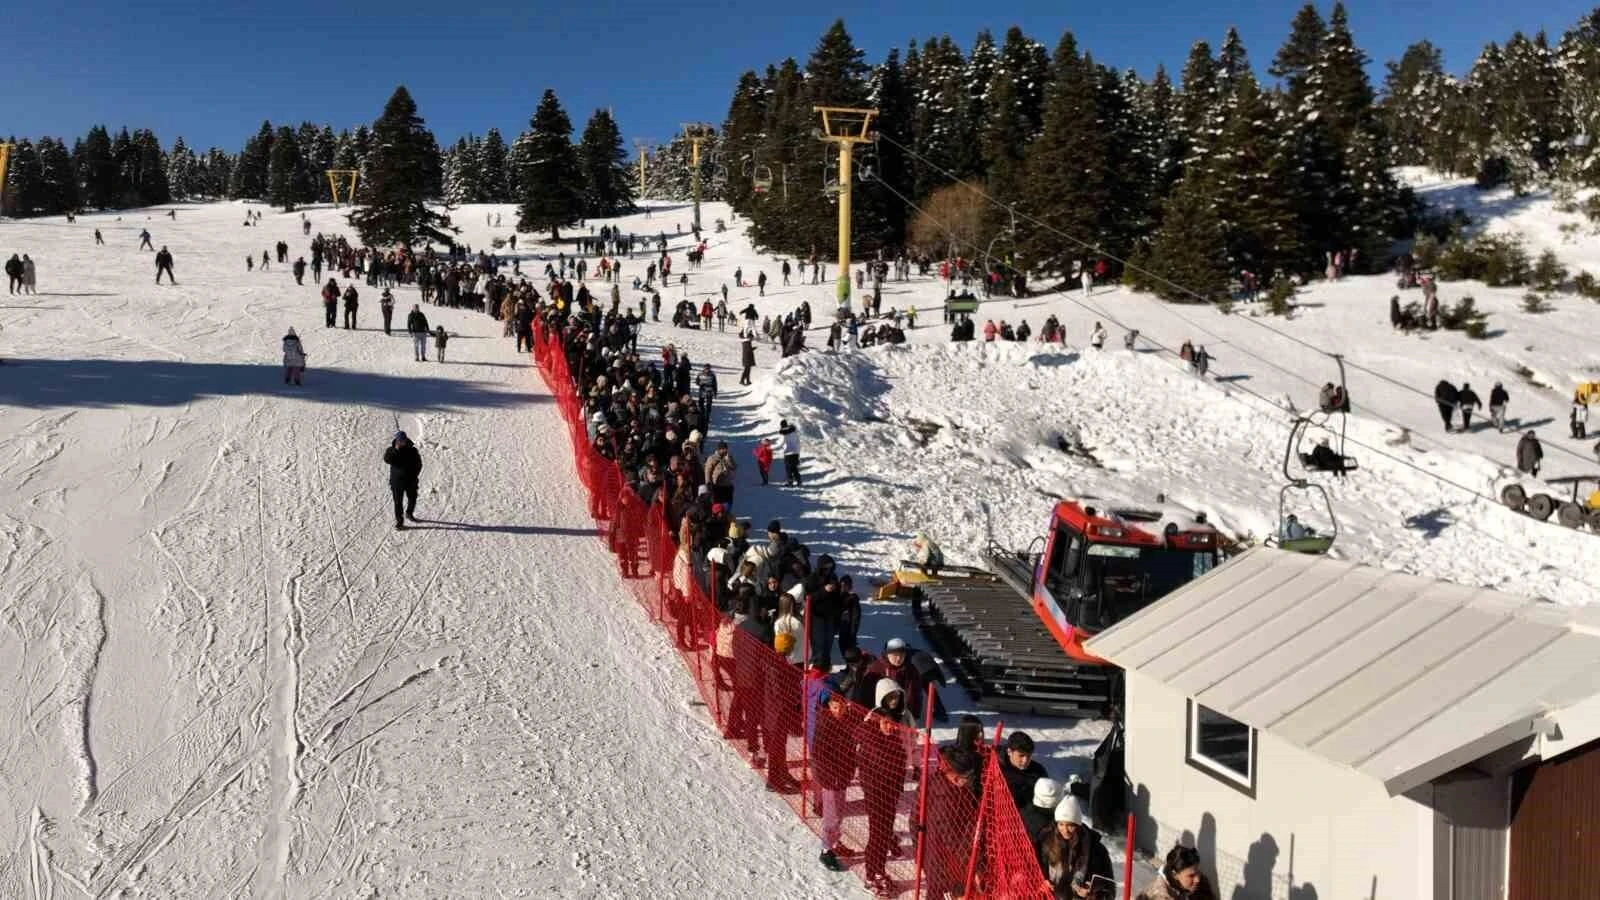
1380 41 1451 167
268 125 306 211
909 35 968 197
1272 2 1326 110
866 49 914 246
311 126 337 201
1177 41 1221 171
1021 32 1111 279
478 128 511 202
983 28 1048 216
39 137 78 212
442 137 480 206
3 140 44 216
959 30 998 178
805 20 884 255
77 125 118 209
201 148 233 199
167 136 195 199
517 89 583 239
134 129 170 205
419 130 444 199
348 86 455 247
578 109 635 216
1133 171 1231 301
721 70 768 213
1559 9 1600 186
232 120 274 199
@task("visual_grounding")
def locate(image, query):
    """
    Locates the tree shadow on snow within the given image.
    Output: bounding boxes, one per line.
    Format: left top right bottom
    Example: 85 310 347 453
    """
0 358 540 411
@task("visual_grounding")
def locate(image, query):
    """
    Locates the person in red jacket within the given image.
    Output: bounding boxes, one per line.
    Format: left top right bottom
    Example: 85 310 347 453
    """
863 638 925 722
753 438 774 485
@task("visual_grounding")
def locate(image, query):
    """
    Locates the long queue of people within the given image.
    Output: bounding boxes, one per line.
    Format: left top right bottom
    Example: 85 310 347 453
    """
531 293 1216 900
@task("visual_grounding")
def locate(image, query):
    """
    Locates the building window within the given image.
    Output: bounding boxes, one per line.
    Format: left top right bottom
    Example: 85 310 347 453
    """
1186 700 1256 795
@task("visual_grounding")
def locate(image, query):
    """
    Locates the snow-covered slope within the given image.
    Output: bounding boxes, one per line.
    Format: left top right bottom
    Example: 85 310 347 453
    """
1397 166 1600 276
0 202 856 898
625 197 1600 607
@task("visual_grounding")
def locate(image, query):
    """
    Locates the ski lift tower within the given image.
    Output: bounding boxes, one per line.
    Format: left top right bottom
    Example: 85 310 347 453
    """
680 123 716 232
813 106 878 312
0 143 13 217
632 137 651 200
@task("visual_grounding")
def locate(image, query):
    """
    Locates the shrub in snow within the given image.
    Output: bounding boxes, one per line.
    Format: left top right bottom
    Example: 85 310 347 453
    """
1521 292 1553 314
1465 318 1491 340
1440 295 1488 333
1411 234 1442 270
1264 279 1295 317
1584 195 1600 227
1573 270 1600 300
1533 250 1568 292
1436 233 1532 287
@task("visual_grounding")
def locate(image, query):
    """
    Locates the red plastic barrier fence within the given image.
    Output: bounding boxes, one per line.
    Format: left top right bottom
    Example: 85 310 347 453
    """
528 319 1054 899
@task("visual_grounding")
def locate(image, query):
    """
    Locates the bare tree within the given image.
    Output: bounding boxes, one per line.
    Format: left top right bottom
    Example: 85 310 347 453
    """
908 182 990 258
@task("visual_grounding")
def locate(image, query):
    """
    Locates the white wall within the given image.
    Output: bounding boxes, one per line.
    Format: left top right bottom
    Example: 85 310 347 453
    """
1123 669 1435 900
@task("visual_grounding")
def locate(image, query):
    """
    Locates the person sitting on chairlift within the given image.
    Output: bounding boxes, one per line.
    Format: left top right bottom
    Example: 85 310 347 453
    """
1280 514 1313 542
1306 438 1350 477
1318 382 1350 414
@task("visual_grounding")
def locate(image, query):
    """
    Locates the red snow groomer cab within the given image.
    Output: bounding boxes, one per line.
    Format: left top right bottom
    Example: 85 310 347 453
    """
905 500 1222 715
1025 502 1221 663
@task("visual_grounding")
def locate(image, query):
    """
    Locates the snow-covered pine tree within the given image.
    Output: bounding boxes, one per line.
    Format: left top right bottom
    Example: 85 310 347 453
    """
516 89 583 239
478 128 512 202
347 86 455 247
958 30 997 179
721 70 767 214
1379 41 1461 170
909 35 968 197
311 125 337 202
166 136 194 200
867 48 915 247
1558 10 1600 186
442 136 481 206
133 129 170 206
1177 41 1221 173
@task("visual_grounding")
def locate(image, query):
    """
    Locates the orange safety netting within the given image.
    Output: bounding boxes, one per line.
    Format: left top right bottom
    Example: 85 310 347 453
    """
529 317 1056 900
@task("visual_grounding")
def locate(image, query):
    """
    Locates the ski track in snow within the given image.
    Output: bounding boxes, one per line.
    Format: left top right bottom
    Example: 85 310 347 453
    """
0 201 862 898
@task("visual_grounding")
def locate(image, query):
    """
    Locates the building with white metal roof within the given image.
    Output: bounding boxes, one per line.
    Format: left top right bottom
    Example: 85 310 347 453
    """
1086 546 1600 900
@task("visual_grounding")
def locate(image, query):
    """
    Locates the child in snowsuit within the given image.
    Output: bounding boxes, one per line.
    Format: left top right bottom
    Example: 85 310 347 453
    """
753 439 774 485
434 325 449 363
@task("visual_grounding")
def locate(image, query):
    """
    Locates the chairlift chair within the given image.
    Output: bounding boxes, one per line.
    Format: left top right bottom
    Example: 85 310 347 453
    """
753 165 774 193
1274 482 1338 555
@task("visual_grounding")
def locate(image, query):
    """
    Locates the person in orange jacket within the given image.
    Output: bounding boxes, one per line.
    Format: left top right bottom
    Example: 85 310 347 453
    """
753 439 774 485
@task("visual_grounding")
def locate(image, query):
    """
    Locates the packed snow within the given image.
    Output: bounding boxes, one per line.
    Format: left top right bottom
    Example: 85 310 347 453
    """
4 166 1599 896
0 202 862 898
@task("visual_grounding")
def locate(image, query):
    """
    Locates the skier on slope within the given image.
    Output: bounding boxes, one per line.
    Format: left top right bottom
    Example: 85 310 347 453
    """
154 246 175 284
384 431 424 529
281 328 306 385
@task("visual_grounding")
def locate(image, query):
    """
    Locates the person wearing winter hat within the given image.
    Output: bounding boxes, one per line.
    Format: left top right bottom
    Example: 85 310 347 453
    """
1021 777 1062 843
863 637 926 724
1000 730 1051 813
383 431 423 529
814 688 863 872
775 418 802 485
855 678 913 895
1039 794 1115 899
281 327 306 385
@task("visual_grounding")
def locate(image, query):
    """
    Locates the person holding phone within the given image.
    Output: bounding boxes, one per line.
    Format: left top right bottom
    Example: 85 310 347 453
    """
384 431 423 529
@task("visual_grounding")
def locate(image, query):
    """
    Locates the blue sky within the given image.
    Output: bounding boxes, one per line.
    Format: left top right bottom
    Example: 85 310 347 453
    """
5 0 1593 153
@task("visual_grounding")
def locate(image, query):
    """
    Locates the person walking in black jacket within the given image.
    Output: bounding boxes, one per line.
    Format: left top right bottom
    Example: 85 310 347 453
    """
384 431 423 529
1433 380 1459 432
407 305 431 361
1456 383 1482 432
1490 382 1511 433
154 246 175 284
379 289 395 335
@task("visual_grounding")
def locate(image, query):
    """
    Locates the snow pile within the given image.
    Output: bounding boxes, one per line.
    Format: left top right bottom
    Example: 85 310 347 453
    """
750 340 1599 604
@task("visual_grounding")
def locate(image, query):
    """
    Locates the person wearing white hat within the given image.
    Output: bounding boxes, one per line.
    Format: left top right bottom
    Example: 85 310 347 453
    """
1039 794 1115 899
1021 777 1062 843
